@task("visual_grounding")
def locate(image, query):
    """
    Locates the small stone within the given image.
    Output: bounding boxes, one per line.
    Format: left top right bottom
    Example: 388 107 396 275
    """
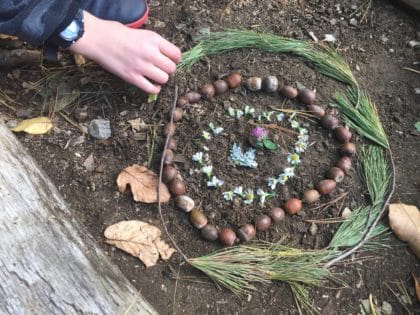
6 119 18 129
83 153 95 172
381 301 392 315
16 108 33 119
342 207 352 219
349 18 358 26
389 48 394 53
88 119 112 139
414 88 420 95
309 223 318 236
330 18 337 25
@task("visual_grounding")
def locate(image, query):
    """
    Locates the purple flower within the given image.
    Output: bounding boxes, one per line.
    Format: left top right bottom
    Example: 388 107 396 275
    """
249 127 269 148
250 127 269 141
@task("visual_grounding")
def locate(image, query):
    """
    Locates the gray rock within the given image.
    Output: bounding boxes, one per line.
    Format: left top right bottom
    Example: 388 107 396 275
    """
381 301 392 315
88 119 111 139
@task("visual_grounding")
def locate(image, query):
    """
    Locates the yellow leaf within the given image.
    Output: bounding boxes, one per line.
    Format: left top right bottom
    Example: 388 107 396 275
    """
11 116 53 135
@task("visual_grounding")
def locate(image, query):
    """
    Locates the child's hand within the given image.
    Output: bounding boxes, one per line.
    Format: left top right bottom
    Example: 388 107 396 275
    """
69 11 181 94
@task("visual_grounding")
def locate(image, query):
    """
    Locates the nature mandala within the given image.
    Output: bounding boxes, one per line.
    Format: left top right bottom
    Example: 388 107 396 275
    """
162 72 356 246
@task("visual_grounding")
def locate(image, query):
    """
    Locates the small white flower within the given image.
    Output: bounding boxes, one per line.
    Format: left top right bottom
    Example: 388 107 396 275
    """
276 113 285 122
267 177 279 190
244 105 255 116
299 128 308 135
209 122 224 135
262 111 274 121
233 186 244 197
295 141 308 153
278 174 289 185
290 120 300 129
201 165 213 178
227 107 236 117
287 153 301 166
298 134 309 142
202 130 212 140
236 109 244 119
222 191 234 201
283 167 295 178
243 189 254 204
257 189 274 206
207 176 224 187
192 152 204 164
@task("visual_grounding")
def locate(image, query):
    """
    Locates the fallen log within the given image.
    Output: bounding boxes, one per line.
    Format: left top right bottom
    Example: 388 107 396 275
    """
0 122 157 314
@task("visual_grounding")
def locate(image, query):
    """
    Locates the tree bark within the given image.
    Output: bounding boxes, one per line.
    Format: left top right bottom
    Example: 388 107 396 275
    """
0 122 157 315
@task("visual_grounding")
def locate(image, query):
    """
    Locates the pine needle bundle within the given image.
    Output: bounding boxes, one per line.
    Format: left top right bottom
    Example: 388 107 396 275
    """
329 145 390 249
188 243 336 296
333 88 389 148
179 30 357 87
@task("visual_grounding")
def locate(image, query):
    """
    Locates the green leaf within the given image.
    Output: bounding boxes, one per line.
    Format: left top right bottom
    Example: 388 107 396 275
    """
415 121 420 132
263 139 277 150
147 94 158 103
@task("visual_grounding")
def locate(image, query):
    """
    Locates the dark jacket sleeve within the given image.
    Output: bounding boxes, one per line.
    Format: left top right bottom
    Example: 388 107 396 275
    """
0 0 81 45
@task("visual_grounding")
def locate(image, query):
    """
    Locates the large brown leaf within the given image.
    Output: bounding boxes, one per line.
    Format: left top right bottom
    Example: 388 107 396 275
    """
388 203 420 259
104 220 176 267
116 164 170 203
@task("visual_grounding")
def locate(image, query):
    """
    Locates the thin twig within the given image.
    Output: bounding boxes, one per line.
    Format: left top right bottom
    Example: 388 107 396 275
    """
308 192 349 212
403 67 420 75
172 262 182 315
157 86 189 262
247 121 298 135
324 148 396 268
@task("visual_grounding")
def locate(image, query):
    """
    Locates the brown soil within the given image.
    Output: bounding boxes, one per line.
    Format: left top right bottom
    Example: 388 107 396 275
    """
1 0 419 314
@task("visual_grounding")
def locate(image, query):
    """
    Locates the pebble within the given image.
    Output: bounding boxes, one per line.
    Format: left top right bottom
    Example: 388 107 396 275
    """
6 119 17 129
349 18 358 26
381 301 392 315
88 119 111 139
341 207 352 219
309 223 318 236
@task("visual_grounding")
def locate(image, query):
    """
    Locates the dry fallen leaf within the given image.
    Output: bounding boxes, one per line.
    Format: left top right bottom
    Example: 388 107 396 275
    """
388 203 420 259
104 220 176 267
414 274 420 302
10 116 53 135
116 164 170 203
73 53 88 66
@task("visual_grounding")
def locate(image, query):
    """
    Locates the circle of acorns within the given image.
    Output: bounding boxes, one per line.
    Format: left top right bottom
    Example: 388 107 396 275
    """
161 72 356 247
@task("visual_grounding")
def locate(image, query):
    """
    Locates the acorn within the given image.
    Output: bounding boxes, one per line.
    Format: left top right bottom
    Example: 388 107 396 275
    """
284 198 303 214
213 80 228 94
167 137 177 150
316 179 337 195
162 165 177 183
163 149 174 165
171 108 183 122
176 96 189 109
226 73 242 89
339 142 356 156
320 115 339 130
262 76 279 93
298 88 316 105
237 224 256 242
200 83 216 99
306 105 325 117
303 189 321 203
218 228 237 246
327 167 345 183
336 156 352 174
175 195 195 212
201 225 218 241
169 179 186 196
269 207 285 223
280 86 298 99
185 91 201 103
245 77 262 91
334 126 352 143
163 122 176 136
190 209 208 229
255 214 272 231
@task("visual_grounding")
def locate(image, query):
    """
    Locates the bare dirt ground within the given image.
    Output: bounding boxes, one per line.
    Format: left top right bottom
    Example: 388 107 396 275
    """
0 0 419 314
